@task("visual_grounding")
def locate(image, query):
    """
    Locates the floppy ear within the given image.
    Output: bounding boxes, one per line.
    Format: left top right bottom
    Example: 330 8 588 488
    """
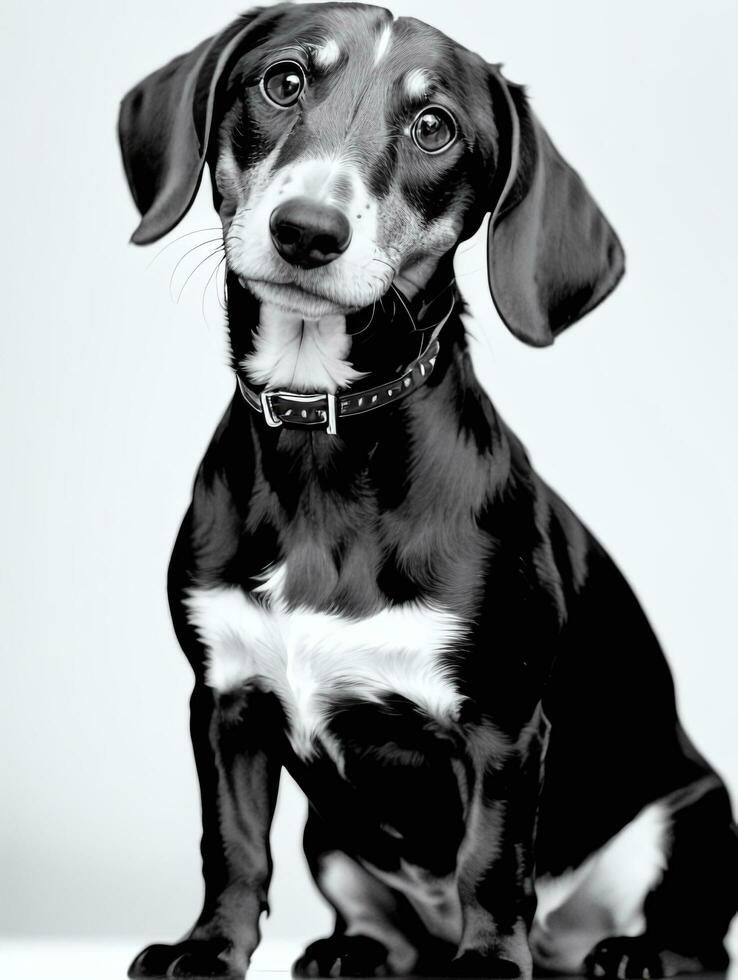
486 68 625 346
118 6 284 245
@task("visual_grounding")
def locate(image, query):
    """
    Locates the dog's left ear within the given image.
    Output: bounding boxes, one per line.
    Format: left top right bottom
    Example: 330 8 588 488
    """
118 6 284 245
485 67 625 346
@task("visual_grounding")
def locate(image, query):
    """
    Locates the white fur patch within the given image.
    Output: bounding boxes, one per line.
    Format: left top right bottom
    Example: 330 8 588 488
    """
241 304 365 393
320 852 419 974
312 38 341 69
404 68 433 99
530 802 672 973
315 800 670 964
185 569 466 758
367 861 462 944
373 24 393 65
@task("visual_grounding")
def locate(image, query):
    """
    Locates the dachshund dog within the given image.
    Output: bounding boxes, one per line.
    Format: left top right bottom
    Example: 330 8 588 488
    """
118 4 738 979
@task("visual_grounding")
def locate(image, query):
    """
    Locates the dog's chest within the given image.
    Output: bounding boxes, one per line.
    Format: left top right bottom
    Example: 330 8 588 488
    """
185 566 466 758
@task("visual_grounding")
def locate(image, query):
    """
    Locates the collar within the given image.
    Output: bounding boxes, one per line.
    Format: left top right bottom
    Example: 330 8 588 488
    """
235 281 457 435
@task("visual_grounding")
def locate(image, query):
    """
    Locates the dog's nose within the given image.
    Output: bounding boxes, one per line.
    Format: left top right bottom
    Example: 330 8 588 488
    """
270 198 352 269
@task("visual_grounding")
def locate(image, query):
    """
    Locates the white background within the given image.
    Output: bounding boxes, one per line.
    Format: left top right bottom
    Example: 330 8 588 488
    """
1 0 736 966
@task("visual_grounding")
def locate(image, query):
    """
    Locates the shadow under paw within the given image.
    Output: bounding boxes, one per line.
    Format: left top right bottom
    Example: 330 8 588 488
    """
128 938 239 978
450 950 522 978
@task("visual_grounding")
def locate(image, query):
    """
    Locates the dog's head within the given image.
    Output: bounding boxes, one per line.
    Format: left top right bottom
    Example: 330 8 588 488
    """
119 2 624 346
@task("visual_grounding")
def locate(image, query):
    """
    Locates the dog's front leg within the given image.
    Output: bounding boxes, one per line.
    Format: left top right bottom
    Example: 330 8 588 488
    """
129 683 282 980
453 710 548 980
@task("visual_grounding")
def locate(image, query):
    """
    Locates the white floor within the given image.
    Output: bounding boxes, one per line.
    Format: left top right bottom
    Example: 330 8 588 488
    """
0 938 301 980
0 936 735 980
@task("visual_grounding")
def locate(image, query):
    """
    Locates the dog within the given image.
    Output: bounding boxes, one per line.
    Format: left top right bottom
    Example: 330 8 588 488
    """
118 4 738 979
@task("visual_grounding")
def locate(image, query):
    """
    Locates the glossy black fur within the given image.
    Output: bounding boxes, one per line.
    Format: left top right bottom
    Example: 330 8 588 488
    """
130 273 738 980
120 5 738 979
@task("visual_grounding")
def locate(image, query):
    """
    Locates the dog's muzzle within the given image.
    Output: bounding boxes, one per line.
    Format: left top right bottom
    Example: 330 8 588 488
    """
270 197 352 269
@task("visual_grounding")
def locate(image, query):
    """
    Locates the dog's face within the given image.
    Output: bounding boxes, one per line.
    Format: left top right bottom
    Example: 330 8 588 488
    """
214 5 493 317
119 2 625 346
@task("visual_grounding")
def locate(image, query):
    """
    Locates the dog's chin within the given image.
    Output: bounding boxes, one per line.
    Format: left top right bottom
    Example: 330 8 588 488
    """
244 279 353 319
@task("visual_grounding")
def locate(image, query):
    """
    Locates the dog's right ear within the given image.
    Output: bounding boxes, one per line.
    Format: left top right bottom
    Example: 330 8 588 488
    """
118 6 284 245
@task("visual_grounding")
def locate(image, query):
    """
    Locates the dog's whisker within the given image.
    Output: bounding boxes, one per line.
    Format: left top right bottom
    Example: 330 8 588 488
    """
214 255 228 312
372 256 397 274
175 247 224 304
364 300 378 333
215 257 229 312
147 228 223 270
201 253 228 325
168 240 224 298
224 234 241 256
420 277 458 308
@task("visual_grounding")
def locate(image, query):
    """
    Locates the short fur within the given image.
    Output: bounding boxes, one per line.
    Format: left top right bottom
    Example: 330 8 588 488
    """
118 4 738 980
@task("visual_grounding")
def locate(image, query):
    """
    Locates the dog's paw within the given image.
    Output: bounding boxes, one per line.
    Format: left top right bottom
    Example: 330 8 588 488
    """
450 950 522 978
128 939 240 978
584 937 665 979
292 935 390 978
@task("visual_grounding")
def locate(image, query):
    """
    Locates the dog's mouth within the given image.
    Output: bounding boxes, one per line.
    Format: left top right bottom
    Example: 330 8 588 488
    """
238 275 385 319
242 278 344 316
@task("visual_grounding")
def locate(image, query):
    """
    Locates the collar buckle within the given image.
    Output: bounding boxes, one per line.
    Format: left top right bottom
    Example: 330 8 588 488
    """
259 390 283 428
259 390 338 435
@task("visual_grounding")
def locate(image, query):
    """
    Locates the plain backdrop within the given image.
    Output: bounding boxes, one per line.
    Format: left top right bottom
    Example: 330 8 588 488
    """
1 0 737 963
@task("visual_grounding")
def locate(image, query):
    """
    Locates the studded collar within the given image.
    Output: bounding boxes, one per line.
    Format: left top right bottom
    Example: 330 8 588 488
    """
235 283 456 435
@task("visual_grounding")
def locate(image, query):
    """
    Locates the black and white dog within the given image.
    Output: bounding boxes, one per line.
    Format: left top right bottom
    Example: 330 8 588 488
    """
119 4 738 979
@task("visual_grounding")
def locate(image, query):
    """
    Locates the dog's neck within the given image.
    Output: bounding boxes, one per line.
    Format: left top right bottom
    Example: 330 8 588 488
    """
225 263 457 399
241 305 366 394
218 270 509 503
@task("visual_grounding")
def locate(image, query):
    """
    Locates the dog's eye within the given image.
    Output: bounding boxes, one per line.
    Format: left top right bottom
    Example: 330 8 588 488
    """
261 60 306 108
411 106 457 154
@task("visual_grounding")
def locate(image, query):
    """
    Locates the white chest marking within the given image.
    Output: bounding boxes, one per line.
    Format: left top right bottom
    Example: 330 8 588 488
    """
241 304 365 393
185 569 466 757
